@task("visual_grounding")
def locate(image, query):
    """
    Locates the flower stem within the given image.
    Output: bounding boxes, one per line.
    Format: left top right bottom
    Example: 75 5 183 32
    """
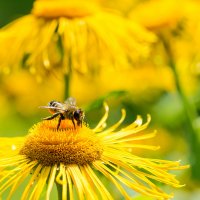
64 73 70 100
64 53 72 100
161 35 200 179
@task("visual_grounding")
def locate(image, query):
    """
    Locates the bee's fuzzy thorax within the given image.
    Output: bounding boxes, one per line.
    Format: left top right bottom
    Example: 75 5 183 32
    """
19 119 103 166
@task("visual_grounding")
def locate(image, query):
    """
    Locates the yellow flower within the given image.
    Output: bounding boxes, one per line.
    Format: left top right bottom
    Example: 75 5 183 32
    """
97 0 138 14
0 62 174 115
0 70 63 116
0 0 156 77
71 64 175 104
129 0 200 95
129 0 184 30
0 103 188 199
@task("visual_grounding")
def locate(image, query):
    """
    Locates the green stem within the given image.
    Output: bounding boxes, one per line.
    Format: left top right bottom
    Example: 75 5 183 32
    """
64 73 70 100
55 182 62 200
64 53 72 100
161 35 200 179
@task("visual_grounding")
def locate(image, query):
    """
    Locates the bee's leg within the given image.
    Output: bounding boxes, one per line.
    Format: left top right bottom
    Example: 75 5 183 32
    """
77 120 81 127
57 116 62 130
43 112 60 120
71 118 76 129
57 114 65 130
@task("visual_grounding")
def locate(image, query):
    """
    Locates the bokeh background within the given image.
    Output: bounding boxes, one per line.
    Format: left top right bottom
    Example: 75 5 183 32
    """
1 0 200 199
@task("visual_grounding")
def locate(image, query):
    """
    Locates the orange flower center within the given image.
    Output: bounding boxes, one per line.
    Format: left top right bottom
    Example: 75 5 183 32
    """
32 0 100 18
20 119 103 166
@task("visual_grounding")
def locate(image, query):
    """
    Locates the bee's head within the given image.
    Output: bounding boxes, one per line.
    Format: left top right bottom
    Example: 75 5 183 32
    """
47 100 59 114
74 109 85 126
48 100 57 107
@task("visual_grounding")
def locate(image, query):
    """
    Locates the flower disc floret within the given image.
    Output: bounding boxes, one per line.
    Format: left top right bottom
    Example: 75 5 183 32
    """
20 119 103 166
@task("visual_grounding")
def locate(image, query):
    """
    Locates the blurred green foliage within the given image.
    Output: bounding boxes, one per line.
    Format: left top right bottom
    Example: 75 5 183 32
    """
0 0 34 27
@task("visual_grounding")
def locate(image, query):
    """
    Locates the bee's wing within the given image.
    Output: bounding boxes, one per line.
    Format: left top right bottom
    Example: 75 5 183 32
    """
39 106 54 109
39 106 65 111
64 97 77 106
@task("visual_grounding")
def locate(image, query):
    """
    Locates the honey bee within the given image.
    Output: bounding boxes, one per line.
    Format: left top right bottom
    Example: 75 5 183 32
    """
40 97 85 130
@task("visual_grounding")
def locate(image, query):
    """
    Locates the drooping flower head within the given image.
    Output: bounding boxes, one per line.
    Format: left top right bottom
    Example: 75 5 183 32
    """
0 0 156 78
129 0 184 31
129 0 200 95
0 103 188 199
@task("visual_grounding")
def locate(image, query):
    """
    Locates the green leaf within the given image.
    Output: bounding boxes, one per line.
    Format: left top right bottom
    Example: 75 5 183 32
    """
84 90 127 111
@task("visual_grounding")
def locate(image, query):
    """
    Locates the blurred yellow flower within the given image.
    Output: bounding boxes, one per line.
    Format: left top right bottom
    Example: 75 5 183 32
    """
97 0 138 14
129 0 184 30
0 62 174 114
0 0 156 77
71 64 175 104
173 1 200 94
0 70 63 116
0 103 188 199
129 0 200 95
